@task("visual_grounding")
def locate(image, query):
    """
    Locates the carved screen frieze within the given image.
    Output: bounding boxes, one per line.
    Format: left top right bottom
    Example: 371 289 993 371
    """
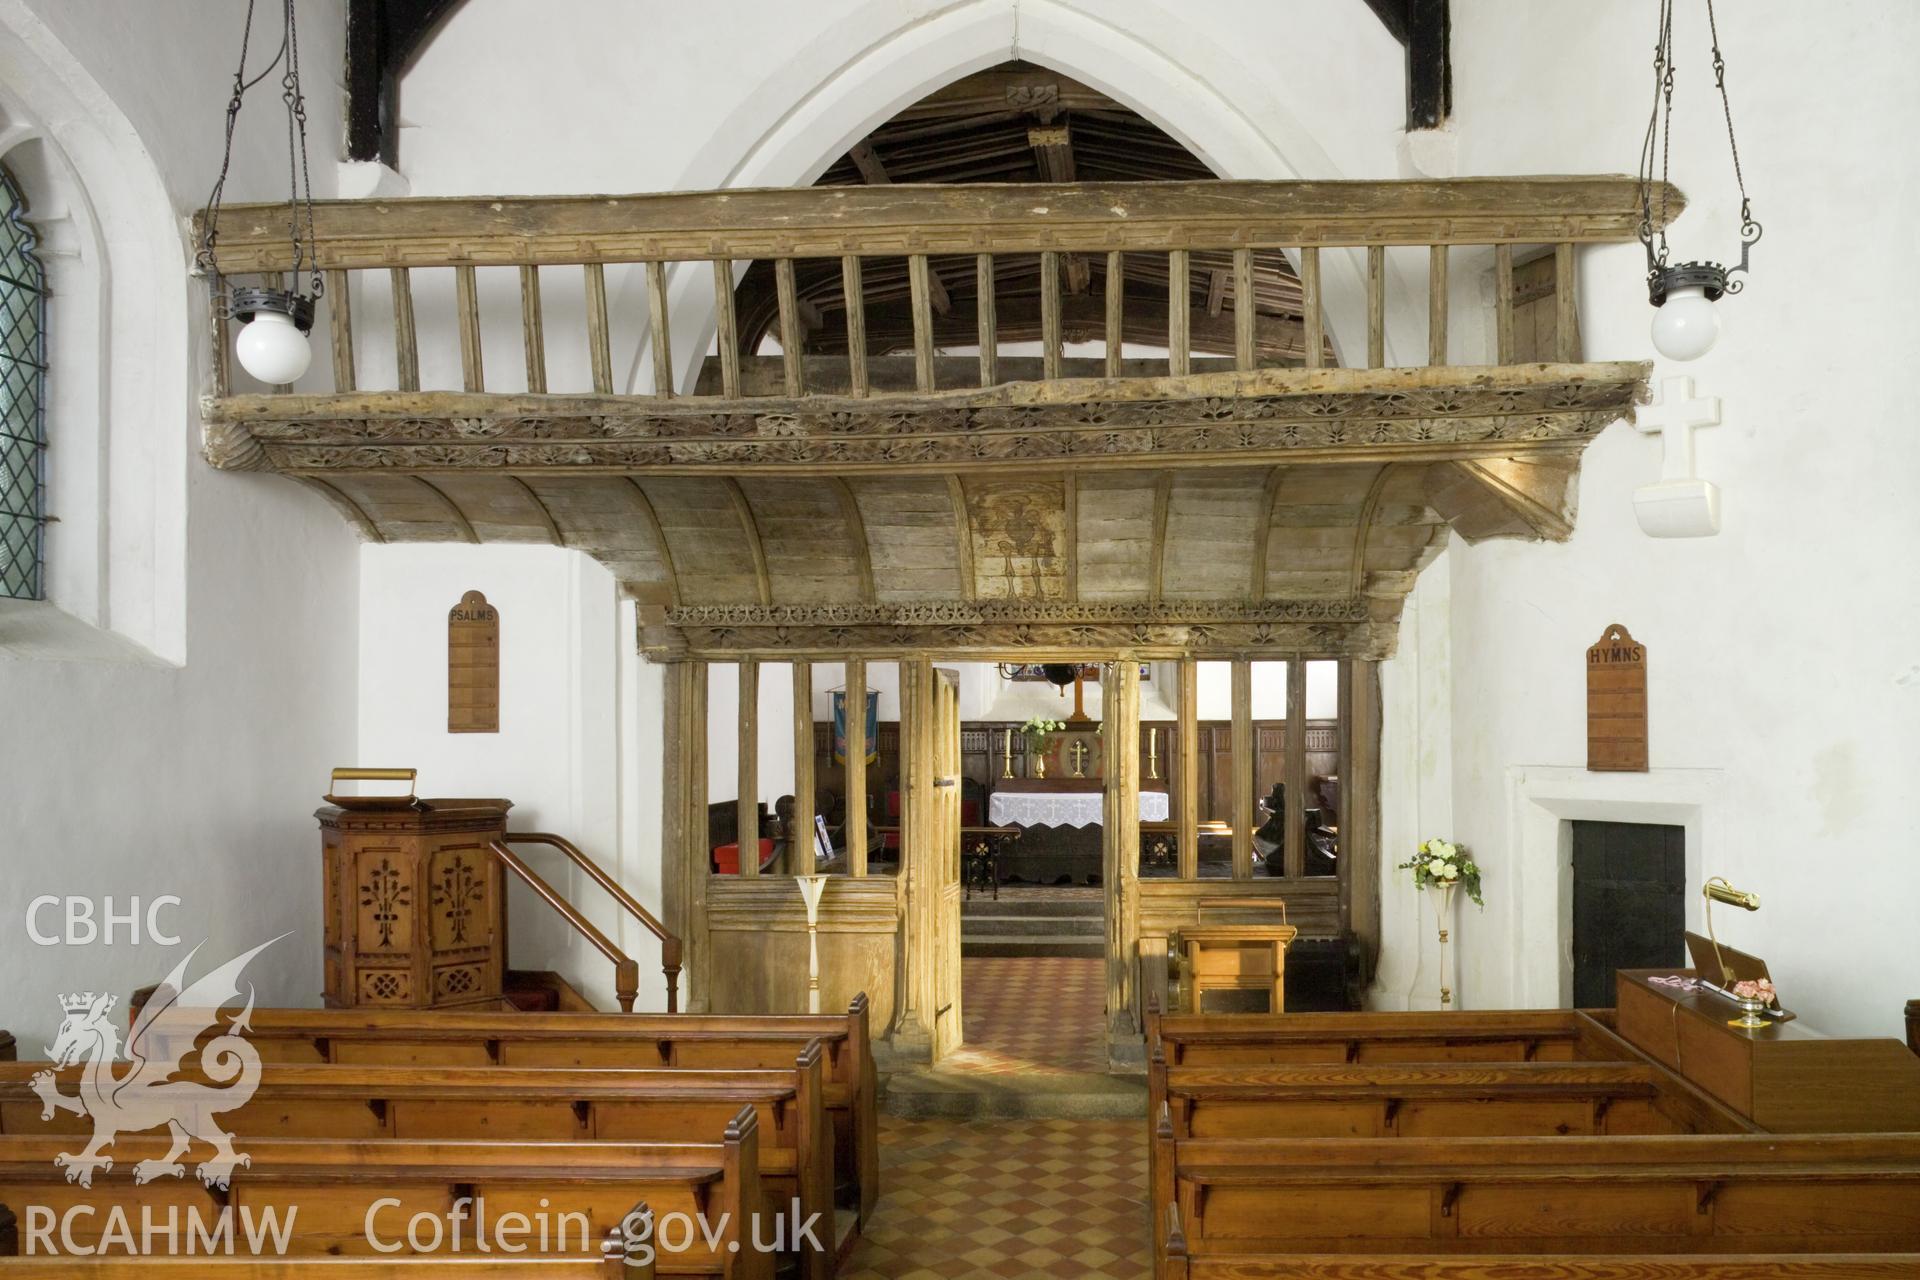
642 597 1393 660
203 363 1649 477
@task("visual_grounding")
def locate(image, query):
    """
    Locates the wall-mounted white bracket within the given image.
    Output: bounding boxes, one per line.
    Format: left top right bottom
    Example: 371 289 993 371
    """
1632 375 1722 538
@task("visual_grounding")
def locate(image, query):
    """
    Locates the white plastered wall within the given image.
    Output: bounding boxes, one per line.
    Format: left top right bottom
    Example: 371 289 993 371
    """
353 1 1918 1036
0 0 360 1052
1401 1 1920 1037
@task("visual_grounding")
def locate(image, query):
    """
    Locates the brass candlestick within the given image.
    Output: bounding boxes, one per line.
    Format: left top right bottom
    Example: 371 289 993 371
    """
1147 728 1161 781
1001 728 1014 779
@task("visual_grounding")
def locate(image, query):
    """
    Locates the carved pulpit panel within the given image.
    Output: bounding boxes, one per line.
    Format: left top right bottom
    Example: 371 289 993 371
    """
355 848 413 954
1587 623 1648 772
429 845 493 951
448 590 500 733
322 800 510 1010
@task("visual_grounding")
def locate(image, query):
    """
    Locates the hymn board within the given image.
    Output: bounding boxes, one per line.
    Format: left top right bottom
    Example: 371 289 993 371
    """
1587 623 1648 771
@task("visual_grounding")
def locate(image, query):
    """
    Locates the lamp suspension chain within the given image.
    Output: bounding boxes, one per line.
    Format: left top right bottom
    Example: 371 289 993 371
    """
1634 0 1762 362
197 0 324 384
280 0 323 304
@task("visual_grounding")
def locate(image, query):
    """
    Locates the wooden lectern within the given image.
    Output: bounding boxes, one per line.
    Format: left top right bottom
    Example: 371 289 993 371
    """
318 772 510 1009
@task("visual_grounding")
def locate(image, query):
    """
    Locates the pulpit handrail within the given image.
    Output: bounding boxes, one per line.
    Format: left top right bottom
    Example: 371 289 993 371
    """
502 831 683 1013
486 839 640 1013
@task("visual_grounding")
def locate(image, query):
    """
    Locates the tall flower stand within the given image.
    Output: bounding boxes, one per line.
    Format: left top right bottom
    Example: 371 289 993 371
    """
1433 880 1459 1009
796 874 829 1014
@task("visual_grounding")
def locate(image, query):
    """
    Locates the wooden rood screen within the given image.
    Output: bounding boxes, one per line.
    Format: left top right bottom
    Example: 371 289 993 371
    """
197 177 1677 450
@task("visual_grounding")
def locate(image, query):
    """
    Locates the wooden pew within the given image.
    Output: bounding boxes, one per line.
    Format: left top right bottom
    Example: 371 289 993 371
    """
1161 1132 1920 1267
1153 1061 1753 1141
0 1198 647 1274
1148 1008 1593 1067
1163 1204 1920 1279
132 995 880 1225
0 1053 835 1279
1145 1050 1757 1265
0 1120 770 1277
0 1261 639 1277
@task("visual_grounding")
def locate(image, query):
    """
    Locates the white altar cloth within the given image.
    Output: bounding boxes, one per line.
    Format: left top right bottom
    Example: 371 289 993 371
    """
988 789 1170 829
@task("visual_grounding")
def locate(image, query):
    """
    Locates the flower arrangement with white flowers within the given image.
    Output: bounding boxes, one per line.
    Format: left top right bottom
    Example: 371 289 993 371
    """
1395 838 1484 907
1019 715 1065 748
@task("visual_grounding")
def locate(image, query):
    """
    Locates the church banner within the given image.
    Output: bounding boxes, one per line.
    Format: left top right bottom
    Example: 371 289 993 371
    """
833 690 880 765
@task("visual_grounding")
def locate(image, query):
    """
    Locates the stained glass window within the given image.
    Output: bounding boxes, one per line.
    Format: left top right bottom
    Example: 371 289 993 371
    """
0 163 46 600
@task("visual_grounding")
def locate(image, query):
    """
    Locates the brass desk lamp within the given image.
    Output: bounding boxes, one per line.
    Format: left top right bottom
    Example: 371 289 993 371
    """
1703 876 1764 1028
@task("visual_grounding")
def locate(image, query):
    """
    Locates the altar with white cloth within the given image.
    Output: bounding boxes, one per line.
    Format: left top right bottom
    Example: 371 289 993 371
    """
989 788 1171 829
982 780 1171 885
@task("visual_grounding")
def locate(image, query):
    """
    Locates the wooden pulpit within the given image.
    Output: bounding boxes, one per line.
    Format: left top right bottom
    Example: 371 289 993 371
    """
318 774 511 1009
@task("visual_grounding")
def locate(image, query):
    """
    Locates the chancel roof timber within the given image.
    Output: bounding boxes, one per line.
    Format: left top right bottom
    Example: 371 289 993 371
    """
731 63 1328 366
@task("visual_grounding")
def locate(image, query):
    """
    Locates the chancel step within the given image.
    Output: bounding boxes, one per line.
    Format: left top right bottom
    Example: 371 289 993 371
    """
963 895 1103 958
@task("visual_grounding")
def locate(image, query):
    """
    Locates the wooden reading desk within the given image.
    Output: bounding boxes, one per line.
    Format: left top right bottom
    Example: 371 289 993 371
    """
1176 921 1298 1013
1616 968 1920 1132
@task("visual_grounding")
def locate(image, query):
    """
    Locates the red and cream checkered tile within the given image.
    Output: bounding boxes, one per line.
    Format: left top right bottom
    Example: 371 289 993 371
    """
842 1115 1149 1279
941 957 1108 1076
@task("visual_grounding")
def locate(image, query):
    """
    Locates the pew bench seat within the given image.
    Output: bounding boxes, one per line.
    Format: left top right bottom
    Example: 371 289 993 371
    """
1167 1133 1920 1259
0 1121 774 1278
132 998 880 1225
0 1255 646 1277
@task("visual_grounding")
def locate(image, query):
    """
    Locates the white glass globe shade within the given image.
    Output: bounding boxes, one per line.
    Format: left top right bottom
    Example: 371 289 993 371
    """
1650 284 1720 361
234 309 313 384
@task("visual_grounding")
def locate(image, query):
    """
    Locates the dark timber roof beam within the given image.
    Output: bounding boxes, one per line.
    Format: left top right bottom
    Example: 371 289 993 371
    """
345 0 466 167
1362 0 1451 130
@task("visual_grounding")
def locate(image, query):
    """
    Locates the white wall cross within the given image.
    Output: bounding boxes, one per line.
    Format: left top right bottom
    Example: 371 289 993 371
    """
1635 376 1721 482
1631 376 1723 538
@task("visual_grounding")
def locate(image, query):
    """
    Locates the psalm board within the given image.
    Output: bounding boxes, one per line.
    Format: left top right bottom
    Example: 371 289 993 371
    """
1586 622 1647 771
448 590 500 733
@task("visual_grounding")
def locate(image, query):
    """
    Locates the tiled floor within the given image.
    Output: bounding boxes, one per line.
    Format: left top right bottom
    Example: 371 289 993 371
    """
841 1115 1149 1280
843 955 1145 1277
940 956 1108 1076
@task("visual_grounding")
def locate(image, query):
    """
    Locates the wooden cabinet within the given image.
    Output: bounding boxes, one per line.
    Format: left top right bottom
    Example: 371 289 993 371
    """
1616 970 1920 1132
318 800 511 1009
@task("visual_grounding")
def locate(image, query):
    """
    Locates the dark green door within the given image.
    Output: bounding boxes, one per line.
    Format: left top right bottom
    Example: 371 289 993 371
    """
1570 821 1685 1008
